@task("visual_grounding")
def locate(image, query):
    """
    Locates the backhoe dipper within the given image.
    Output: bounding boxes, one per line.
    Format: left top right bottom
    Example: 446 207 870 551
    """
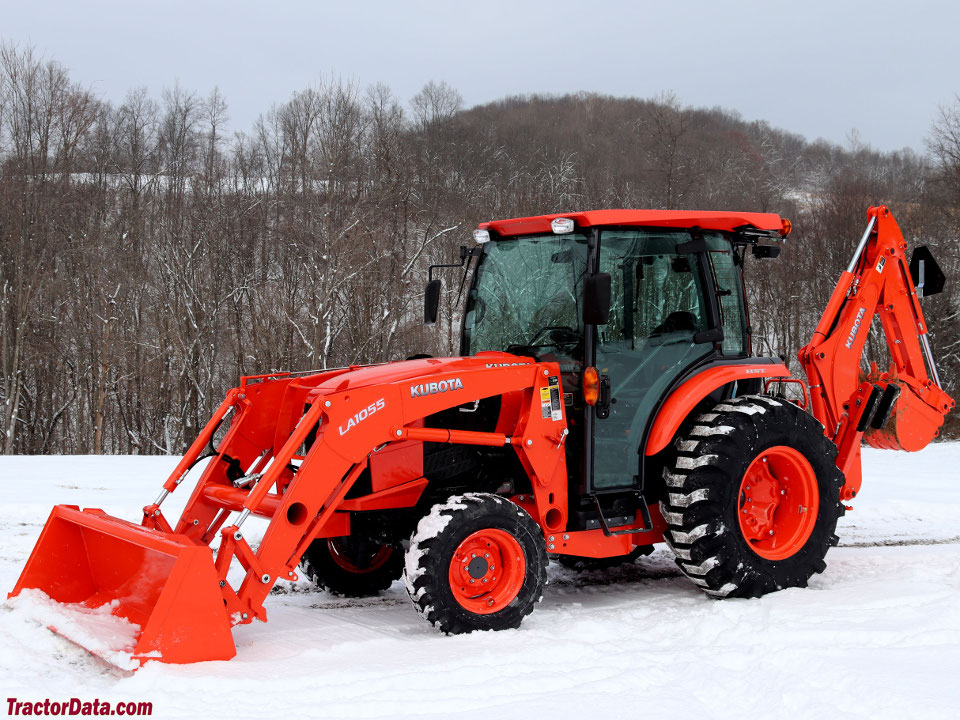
10 205 953 665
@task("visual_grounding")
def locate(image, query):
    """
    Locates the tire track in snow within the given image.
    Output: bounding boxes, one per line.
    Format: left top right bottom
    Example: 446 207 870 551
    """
839 536 960 548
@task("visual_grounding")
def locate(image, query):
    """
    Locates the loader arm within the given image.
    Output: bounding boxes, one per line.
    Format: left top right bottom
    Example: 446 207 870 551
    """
10 354 572 665
798 205 955 500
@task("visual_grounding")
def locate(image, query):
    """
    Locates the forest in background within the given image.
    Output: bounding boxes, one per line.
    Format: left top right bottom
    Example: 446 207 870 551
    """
2 42 959 454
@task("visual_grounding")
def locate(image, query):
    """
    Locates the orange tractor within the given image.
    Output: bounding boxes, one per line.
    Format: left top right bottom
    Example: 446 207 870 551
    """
11 205 953 665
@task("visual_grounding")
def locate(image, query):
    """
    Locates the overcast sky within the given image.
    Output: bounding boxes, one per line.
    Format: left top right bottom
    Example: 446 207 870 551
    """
2 0 958 153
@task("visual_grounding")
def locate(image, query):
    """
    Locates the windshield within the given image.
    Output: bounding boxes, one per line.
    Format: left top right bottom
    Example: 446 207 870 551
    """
462 233 589 358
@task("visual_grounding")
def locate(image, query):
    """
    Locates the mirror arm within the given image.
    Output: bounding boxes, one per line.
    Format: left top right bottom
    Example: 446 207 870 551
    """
428 246 481 280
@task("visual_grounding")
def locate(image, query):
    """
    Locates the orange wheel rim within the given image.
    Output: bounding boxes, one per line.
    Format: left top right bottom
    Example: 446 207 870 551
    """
448 529 526 614
737 445 819 561
327 538 394 574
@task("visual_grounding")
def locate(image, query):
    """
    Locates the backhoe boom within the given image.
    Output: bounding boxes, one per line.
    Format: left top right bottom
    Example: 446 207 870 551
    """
798 205 954 499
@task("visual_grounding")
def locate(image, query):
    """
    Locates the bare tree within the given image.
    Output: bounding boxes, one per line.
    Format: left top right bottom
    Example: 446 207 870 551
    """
928 94 960 200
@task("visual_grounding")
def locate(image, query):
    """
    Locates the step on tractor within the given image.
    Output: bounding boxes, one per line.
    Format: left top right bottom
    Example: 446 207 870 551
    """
11 205 954 665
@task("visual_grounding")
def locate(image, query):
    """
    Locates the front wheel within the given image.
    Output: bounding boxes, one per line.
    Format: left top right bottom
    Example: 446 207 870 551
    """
300 536 403 597
404 493 547 634
661 395 844 598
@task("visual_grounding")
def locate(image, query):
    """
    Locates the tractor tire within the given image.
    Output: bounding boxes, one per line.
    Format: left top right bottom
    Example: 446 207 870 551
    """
660 395 844 599
300 536 403 597
555 546 653 571
404 493 547 634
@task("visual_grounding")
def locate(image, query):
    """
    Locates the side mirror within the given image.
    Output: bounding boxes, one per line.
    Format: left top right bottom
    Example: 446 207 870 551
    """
424 279 441 325
583 273 612 325
693 327 724 345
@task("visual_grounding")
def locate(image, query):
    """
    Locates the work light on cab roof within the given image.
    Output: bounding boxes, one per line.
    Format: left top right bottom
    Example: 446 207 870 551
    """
551 217 575 234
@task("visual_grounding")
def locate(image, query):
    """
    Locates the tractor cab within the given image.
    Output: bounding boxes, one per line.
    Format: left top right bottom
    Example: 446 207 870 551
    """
453 211 787 526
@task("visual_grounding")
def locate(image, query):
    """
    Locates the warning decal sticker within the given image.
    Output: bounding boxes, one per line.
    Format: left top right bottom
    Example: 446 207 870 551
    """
540 386 552 419
548 375 563 421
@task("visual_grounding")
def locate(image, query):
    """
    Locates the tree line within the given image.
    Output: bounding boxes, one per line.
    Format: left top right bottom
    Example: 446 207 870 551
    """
1 42 958 454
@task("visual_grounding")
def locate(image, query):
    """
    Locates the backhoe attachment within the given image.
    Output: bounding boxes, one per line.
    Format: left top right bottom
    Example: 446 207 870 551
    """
798 205 955 500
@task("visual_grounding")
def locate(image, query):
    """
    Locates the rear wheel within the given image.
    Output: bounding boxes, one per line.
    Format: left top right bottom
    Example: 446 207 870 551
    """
404 493 547 634
300 536 402 597
661 395 844 598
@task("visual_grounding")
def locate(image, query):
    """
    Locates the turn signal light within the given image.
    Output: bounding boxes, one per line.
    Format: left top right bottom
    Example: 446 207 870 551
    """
780 218 792 238
583 366 599 406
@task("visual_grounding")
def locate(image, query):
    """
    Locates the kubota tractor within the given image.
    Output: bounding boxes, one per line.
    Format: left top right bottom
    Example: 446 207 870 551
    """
10 205 954 665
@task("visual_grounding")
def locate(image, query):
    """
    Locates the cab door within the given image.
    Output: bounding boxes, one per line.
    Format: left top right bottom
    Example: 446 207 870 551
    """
591 229 717 489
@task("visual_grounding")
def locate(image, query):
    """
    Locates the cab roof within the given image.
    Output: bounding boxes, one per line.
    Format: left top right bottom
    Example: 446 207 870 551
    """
478 209 787 237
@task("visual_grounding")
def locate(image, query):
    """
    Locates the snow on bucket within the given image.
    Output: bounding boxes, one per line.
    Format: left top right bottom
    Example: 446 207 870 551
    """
9 505 236 666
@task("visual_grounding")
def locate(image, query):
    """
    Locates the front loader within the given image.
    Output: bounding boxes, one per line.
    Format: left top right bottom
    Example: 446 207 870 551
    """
10 205 953 665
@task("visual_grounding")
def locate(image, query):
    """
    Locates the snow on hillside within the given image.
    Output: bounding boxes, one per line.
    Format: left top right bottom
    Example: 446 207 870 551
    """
1 446 958 720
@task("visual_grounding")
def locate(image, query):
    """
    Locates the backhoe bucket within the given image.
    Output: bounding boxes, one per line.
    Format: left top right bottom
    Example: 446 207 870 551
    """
10 505 236 667
864 380 946 452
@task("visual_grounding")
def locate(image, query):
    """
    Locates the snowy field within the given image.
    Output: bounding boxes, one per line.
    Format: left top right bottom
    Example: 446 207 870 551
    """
1 446 958 720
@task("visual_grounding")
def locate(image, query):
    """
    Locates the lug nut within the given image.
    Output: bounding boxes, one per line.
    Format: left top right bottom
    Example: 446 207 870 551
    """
485 553 490 558
482 578 487 583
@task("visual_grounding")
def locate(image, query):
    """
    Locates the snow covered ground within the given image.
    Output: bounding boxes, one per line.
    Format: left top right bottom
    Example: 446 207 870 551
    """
1 446 958 720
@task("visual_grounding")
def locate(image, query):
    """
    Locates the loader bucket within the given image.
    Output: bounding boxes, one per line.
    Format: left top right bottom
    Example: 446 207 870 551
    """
10 505 236 667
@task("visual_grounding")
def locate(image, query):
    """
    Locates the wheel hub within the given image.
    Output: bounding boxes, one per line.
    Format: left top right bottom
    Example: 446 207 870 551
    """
737 446 819 561
448 529 525 614
467 556 489 579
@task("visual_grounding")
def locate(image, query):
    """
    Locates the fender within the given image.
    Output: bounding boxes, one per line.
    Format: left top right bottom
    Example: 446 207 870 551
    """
644 362 791 456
